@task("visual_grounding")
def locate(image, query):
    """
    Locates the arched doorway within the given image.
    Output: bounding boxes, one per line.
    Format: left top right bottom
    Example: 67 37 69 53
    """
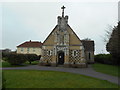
57 51 64 65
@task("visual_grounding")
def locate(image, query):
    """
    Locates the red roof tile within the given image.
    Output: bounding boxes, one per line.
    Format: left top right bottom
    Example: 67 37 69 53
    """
17 41 43 48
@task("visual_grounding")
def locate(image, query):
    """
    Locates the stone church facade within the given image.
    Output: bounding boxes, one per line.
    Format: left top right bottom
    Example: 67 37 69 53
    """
40 6 94 68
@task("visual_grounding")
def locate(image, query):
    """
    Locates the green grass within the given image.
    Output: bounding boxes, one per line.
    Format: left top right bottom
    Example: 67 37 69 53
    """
1 61 27 67
1 60 39 67
3 70 119 88
2 61 12 67
1 61 12 67
92 63 119 77
25 60 39 65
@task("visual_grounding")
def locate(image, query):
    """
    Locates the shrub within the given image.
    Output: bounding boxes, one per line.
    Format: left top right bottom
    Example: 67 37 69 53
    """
94 54 113 65
26 54 40 64
2 52 9 61
6 53 27 65
2 52 40 65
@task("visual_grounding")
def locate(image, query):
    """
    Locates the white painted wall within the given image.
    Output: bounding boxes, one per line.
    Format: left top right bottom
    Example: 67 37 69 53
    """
17 47 42 56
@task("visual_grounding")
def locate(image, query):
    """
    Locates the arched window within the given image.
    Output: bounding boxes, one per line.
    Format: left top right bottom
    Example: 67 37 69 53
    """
72 50 78 57
47 50 52 56
48 51 51 56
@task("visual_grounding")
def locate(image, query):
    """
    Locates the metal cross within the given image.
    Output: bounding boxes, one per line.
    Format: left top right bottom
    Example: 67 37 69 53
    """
61 6 65 11
61 6 66 17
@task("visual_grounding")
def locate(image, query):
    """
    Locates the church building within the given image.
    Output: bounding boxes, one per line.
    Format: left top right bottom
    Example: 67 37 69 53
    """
40 6 94 68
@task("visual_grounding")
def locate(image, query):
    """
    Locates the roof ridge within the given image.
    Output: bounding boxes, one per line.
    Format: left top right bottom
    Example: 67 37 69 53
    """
17 41 43 48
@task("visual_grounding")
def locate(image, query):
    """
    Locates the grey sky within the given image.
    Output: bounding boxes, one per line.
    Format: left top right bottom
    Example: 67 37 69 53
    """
1 1 118 54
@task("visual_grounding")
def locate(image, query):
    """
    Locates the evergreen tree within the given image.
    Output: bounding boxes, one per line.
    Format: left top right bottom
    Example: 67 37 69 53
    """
106 22 120 65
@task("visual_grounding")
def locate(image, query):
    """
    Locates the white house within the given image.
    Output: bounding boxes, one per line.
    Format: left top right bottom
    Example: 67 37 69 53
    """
17 40 42 56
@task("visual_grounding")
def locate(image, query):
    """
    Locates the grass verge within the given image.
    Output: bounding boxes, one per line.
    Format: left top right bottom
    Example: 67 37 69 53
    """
92 63 119 77
1 61 27 67
1 60 39 67
3 70 120 88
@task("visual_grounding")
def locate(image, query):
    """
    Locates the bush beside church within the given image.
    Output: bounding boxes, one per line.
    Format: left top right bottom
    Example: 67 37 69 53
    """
2 52 40 65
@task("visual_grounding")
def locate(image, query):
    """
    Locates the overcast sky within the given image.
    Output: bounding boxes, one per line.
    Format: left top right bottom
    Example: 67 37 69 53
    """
0 1 118 54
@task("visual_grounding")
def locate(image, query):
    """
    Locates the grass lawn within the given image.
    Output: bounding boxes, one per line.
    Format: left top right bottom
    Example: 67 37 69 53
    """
3 70 119 88
25 60 39 65
1 61 27 67
92 63 119 77
1 60 39 67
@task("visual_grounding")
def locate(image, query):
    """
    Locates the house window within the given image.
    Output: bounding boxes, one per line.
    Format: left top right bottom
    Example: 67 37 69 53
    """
33 48 35 52
21 48 23 52
27 48 29 52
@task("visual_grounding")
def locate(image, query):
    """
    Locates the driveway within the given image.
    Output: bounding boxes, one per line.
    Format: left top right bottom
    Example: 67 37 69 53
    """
1 65 119 85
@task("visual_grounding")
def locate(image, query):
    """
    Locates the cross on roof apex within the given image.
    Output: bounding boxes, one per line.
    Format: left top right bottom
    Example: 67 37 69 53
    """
61 6 66 17
61 6 65 10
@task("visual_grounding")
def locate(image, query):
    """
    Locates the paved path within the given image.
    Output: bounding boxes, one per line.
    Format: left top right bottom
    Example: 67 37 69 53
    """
1 65 119 85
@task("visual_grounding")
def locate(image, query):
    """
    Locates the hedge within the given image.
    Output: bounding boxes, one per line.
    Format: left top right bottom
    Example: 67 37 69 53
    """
2 52 40 65
94 54 114 65
25 54 40 64
6 53 27 65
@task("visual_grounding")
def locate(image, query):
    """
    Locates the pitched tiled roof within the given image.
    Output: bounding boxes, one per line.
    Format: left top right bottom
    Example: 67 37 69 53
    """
17 40 43 48
81 40 94 51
